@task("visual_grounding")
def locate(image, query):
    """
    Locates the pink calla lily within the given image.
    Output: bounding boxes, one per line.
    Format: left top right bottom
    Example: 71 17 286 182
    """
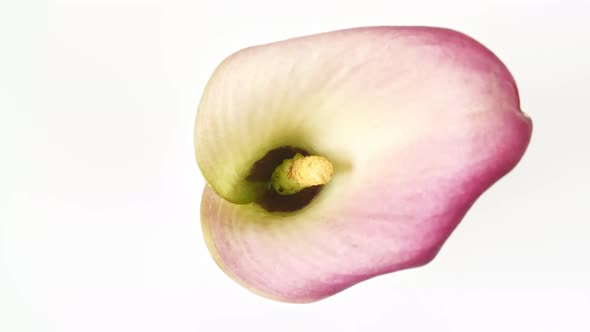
195 26 532 303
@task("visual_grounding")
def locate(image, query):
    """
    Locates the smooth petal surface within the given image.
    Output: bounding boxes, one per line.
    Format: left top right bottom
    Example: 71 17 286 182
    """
196 27 532 302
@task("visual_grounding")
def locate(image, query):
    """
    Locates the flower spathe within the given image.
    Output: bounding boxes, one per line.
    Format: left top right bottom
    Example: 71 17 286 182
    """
195 26 532 302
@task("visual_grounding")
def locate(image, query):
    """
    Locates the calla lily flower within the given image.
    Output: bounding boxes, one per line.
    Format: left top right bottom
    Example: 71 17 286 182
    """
195 26 532 303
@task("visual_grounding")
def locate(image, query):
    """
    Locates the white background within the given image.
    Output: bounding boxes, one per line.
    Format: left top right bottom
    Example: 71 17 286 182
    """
1 0 589 331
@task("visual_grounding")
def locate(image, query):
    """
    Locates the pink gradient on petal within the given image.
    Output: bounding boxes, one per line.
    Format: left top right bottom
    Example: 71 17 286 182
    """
202 111 531 303
198 27 533 303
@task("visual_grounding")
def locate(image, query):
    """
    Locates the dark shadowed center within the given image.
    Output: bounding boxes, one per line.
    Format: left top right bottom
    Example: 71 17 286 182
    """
246 146 324 212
